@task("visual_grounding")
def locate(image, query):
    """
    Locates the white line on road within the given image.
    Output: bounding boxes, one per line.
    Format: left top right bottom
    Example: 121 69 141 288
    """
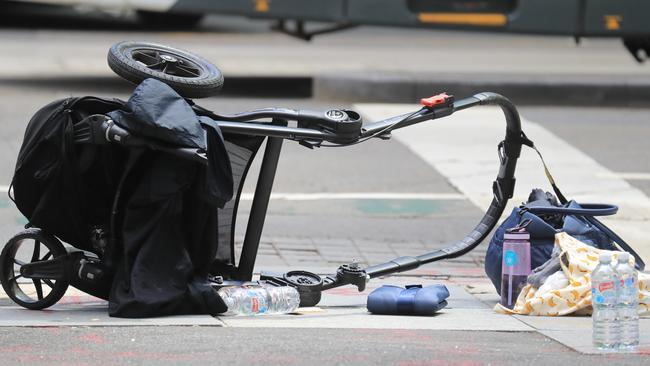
0 184 464 201
0 182 463 201
239 192 465 201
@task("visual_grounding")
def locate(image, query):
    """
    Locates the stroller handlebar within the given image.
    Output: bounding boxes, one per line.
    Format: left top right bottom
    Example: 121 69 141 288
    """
74 114 208 164
76 92 522 171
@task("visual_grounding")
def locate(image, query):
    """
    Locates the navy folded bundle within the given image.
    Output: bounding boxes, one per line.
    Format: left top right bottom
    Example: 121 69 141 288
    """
366 284 449 316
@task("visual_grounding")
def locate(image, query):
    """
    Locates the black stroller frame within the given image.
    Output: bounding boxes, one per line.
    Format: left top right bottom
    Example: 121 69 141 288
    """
0 89 525 309
1 41 527 310
215 92 524 306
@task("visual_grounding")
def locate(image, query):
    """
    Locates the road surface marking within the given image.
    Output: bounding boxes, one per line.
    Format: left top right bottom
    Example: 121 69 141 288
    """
355 104 650 261
239 192 465 201
0 185 464 201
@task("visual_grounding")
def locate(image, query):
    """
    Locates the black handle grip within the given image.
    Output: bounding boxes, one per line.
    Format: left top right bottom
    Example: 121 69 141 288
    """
107 121 208 164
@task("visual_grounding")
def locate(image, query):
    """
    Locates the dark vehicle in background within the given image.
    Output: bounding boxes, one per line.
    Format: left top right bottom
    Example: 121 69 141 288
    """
4 0 650 61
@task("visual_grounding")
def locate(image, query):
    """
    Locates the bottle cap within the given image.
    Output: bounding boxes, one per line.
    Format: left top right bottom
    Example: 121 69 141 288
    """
504 226 530 241
618 252 630 262
599 252 612 263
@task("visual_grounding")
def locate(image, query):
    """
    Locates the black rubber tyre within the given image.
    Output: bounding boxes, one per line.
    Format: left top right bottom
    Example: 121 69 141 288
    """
108 41 224 98
0 228 69 310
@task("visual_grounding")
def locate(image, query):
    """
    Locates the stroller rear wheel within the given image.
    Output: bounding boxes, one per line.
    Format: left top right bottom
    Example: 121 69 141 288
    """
0 229 69 310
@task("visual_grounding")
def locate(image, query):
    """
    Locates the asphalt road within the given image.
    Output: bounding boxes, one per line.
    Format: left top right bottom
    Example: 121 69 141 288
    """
0 327 642 366
0 10 647 79
0 12 649 365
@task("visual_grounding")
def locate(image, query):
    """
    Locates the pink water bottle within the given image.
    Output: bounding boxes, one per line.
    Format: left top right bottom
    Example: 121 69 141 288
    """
500 226 531 309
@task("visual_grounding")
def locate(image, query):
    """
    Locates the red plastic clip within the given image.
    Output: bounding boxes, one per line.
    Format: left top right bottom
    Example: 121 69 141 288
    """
420 93 452 108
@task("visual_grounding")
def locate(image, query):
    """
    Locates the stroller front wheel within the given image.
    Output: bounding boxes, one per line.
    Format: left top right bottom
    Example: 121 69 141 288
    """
107 41 224 98
0 228 69 310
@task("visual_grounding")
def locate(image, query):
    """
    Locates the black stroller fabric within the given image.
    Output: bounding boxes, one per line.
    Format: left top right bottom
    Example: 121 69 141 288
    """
11 97 125 252
108 78 206 150
106 79 233 317
12 79 236 317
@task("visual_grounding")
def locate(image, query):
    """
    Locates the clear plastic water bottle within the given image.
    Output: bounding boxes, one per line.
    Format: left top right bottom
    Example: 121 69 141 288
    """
217 285 300 315
591 252 620 351
615 252 639 351
500 226 531 309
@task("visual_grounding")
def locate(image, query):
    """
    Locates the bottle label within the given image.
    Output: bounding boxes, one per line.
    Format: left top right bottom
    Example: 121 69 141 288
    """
501 241 530 276
619 277 638 301
592 281 617 304
248 290 268 314
504 250 518 266
599 282 614 292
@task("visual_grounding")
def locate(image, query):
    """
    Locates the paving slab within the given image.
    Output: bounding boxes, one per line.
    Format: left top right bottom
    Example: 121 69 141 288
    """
0 277 530 331
515 315 650 355
219 307 533 331
0 300 225 327
218 280 532 331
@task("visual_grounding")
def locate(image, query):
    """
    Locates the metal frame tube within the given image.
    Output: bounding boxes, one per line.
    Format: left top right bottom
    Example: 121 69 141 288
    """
359 96 482 137
334 93 524 284
216 93 523 285
210 96 484 143
217 121 336 141
236 137 284 281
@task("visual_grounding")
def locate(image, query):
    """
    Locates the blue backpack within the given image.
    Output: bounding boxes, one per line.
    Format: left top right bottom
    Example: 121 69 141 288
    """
485 189 645 294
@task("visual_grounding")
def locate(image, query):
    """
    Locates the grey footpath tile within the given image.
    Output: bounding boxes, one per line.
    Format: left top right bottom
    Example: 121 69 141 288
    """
514 314 593 331
393 249 431 257
255 259 288 267
362 257 396 264
540 328 650 355
0 304 225 327
219 307 534 331
318 250 361 257
269 237 315 245
312 237 355 246
389 242 426 250
321 255 362 263
516 315 650 354
280 254 323 263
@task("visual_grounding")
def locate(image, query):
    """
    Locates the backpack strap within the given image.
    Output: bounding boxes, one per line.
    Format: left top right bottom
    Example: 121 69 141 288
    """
521 133 645 271
585 216 645 271
519 132 568 204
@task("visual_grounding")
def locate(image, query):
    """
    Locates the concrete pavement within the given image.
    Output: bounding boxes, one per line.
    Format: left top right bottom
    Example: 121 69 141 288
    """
1 257 649 357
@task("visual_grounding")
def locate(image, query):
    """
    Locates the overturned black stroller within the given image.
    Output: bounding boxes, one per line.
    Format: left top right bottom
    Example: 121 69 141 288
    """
0 42 527 317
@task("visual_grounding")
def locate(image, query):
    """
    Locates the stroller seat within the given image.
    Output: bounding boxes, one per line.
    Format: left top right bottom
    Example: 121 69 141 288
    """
2 79 260 317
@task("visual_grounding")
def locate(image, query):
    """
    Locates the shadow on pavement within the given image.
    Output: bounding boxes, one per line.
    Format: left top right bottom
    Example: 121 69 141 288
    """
0 76 312 98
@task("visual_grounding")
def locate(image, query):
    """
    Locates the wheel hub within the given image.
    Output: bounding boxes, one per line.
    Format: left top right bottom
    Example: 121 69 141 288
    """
160 54 179 63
